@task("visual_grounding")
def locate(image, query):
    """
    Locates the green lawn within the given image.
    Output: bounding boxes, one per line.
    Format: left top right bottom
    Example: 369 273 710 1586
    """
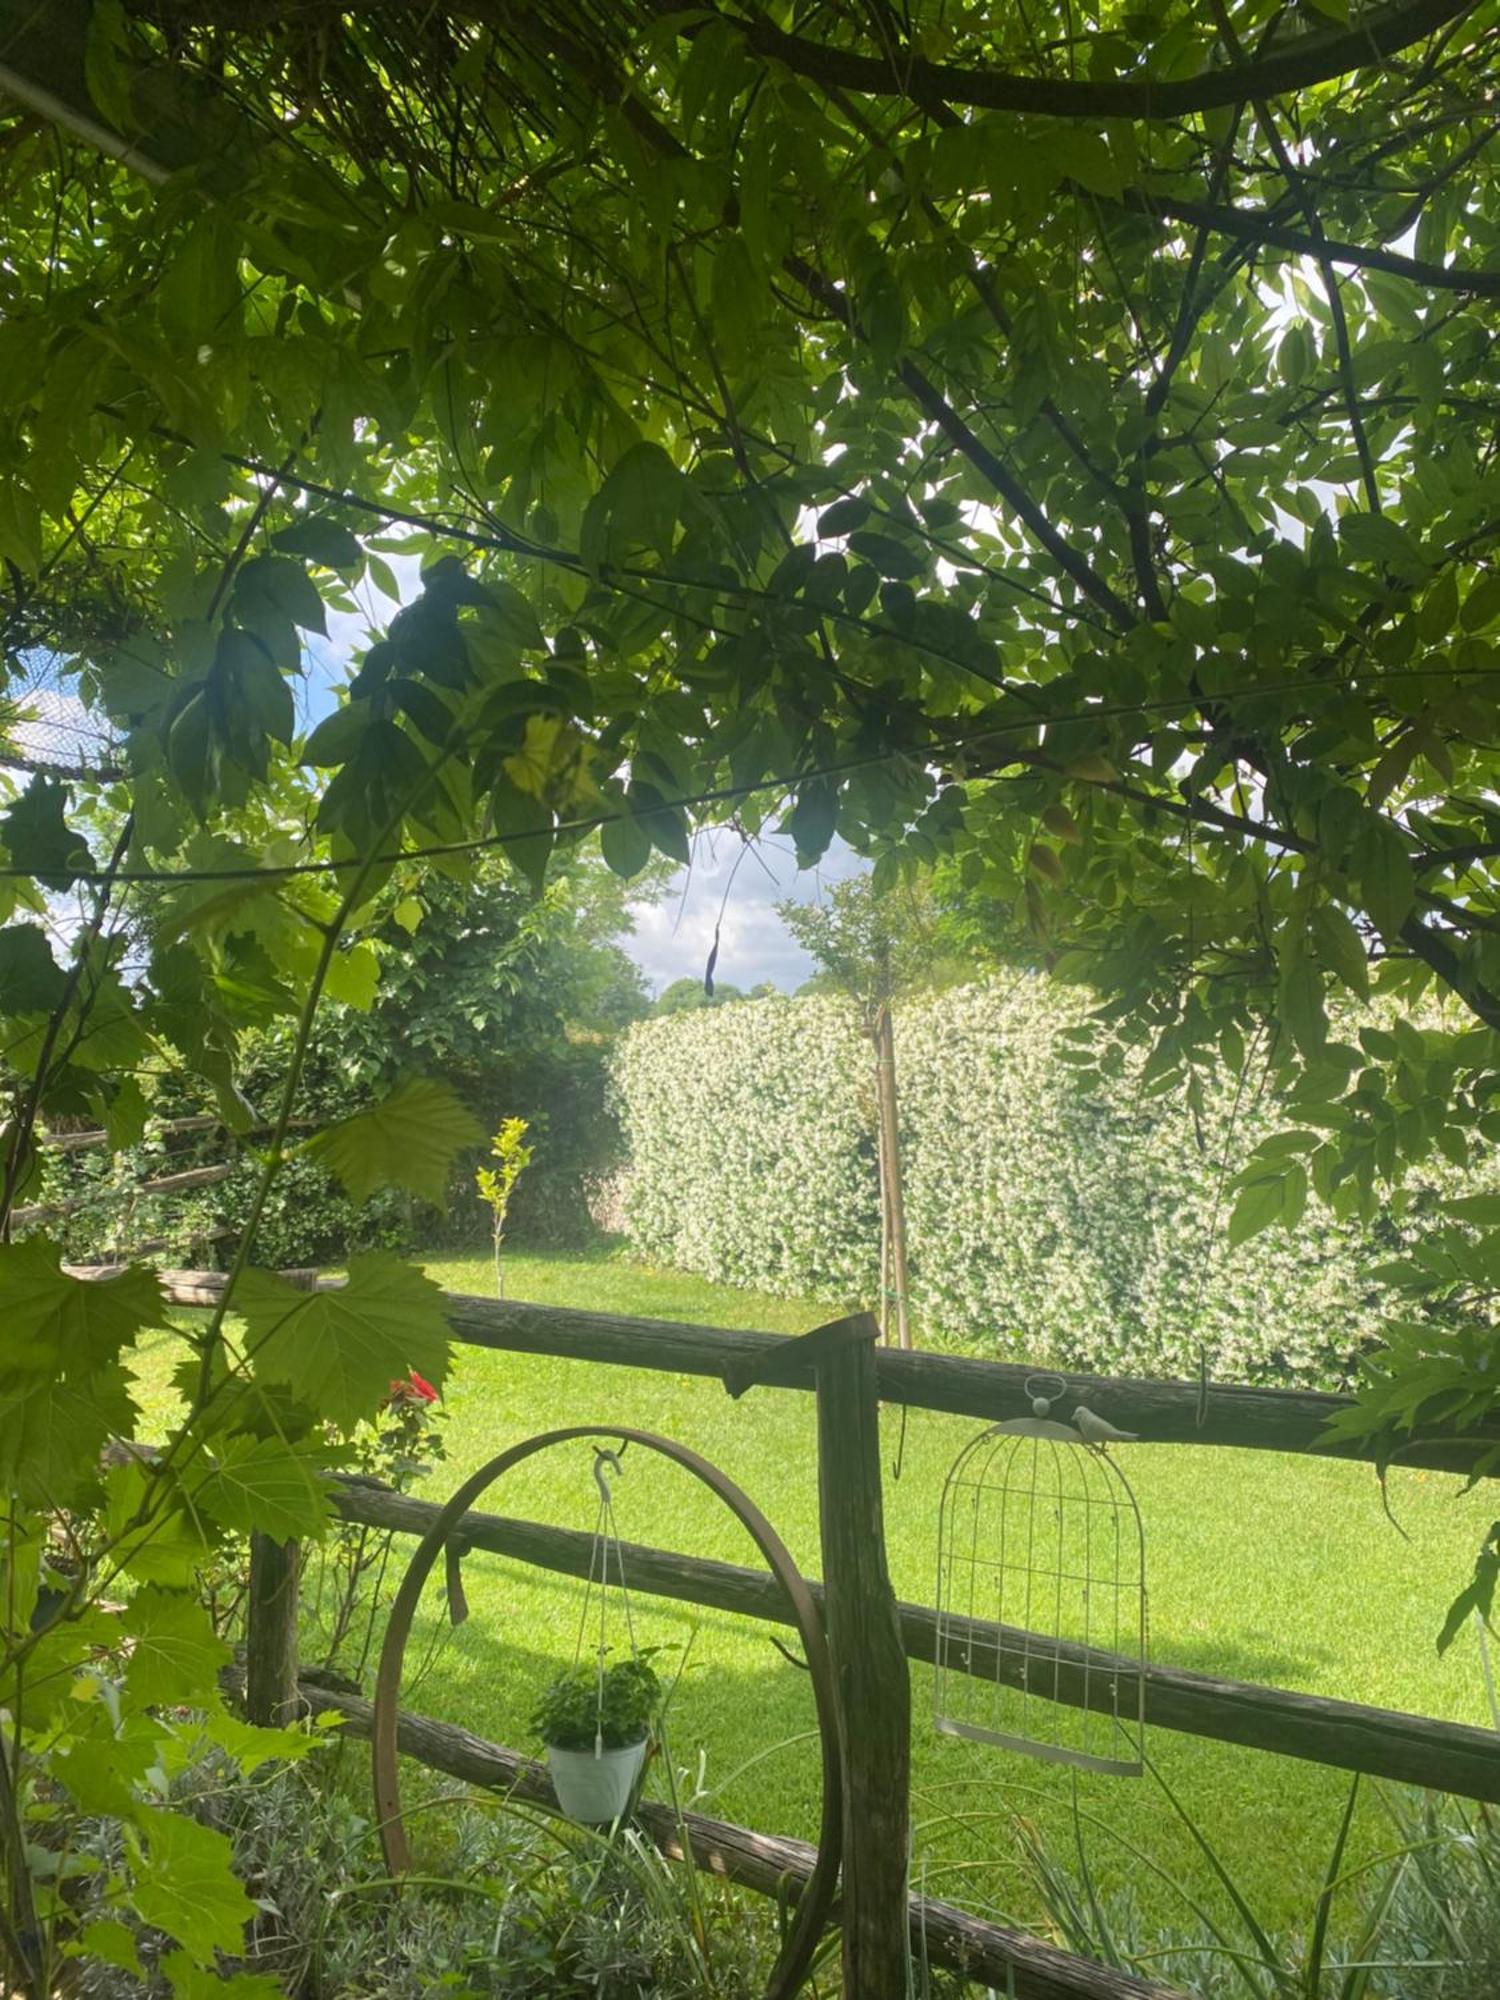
139 1243 1500 1949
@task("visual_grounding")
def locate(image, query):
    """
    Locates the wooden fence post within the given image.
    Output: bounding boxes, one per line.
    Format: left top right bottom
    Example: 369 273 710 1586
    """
815 1312 912 1998
243 1266 318 1725
245 1532 301 1725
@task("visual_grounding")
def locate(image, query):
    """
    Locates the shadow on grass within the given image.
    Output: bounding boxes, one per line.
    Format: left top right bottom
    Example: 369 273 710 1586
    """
1150 1629 1332 1687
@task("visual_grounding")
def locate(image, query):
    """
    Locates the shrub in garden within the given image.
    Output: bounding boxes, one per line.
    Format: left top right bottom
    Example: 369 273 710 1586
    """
1003 1775 1500 2000
69 1755 788 1999
612 981 1499 1387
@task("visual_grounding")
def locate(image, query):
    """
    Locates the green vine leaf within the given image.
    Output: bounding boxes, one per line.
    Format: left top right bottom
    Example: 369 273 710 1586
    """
0 922 70 1014
186 1433 335 1542
1 777 95 891
129 1810 255 1967
196 1705 330 1773
0 1239 165 1374
239 1252 450 1431
161 1950 289 2000
67 1919 143 1979
303 1076 484 1204
122 1587 231 1709
104 1461 213 1587
0 1366 139 1508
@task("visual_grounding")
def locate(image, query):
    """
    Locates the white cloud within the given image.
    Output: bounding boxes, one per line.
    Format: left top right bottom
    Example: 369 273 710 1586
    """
627 829 868 995
297 563 873 996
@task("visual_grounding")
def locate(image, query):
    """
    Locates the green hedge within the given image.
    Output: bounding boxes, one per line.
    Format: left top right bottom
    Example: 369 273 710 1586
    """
611 980 1488 1387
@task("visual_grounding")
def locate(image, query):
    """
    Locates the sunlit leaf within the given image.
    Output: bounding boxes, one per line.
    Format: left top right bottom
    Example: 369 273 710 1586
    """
122 1587 231 1709
240 1252 450 1431
303 1076 483 1204
186 1433 335 1542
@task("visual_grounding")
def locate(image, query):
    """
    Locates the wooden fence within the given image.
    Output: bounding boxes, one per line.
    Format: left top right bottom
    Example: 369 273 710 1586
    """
155 1271 1500 2000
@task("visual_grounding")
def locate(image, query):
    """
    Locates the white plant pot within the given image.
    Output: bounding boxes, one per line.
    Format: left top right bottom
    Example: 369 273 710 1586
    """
546 1738 648 1823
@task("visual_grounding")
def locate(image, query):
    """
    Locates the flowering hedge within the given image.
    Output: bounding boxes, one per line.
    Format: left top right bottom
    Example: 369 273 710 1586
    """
612 980 1490 1387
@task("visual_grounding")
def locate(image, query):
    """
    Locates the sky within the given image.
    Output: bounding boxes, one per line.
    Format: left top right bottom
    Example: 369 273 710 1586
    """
311 567 868 997
627 831 867 996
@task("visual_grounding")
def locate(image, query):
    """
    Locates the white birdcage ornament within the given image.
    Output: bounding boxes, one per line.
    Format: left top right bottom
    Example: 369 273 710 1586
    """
934 1375 1148 1776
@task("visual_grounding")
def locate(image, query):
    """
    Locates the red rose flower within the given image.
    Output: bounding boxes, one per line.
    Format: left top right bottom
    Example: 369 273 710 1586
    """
386 1369 440 1407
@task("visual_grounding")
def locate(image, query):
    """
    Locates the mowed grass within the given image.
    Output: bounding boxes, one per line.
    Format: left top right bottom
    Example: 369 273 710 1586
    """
135 1242 1500 1944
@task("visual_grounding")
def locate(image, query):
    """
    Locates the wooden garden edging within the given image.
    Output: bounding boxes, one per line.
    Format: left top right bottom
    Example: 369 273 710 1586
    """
152 1272 1500 1478
311 1682 1179 2000
329 1474 1500 1804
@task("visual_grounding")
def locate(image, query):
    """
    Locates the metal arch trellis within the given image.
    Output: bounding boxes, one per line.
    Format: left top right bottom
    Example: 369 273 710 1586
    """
933 1377 1149 1777
372 1424 843 2000
0 653 124 781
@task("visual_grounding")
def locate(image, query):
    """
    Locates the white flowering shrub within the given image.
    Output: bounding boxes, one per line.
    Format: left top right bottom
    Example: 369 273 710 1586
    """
614 996 878 1299
613 979 1498 1387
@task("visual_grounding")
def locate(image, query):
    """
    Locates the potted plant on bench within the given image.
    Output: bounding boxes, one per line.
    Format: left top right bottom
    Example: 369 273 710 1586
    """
532 1654 661 1824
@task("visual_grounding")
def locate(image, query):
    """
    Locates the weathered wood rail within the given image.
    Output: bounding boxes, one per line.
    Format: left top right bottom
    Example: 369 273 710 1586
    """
331 1475 1500 1804
154 1272 1500 1478
14 1162 234 1228
315 1683 1177 2000
39 1114 224 1152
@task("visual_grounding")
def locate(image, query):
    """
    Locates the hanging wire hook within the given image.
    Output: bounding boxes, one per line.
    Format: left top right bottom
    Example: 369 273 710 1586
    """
592 1446 625 1507
1023 1372 1067 1416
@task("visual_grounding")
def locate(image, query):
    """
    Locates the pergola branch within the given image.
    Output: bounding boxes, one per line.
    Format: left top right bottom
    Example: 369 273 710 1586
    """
1121 189 1500 298
782 255 1136 628
687 0 1475 121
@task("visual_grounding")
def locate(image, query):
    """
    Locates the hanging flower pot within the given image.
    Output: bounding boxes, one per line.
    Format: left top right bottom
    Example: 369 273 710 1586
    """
532 1657 661 1824
546 1737 649 1824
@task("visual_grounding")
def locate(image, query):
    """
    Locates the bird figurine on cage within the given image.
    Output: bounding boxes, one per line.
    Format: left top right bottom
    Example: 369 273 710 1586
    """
1071 1404 1139 1448
933 1374 1148 1776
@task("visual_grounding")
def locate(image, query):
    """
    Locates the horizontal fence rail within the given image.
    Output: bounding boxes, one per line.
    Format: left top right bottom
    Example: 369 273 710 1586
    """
39 1114 225 1152
15 1163 235 1228
148 1271 1500 1479
331 1476 1500 1805
39 1114 313 1153
313 1683 1179 2000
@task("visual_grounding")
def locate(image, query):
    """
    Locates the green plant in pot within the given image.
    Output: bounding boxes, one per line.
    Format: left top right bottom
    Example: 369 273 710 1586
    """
532 1655 661 1824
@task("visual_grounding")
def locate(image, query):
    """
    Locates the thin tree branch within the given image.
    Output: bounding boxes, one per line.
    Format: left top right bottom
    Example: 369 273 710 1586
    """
681 0 1474 121
1120 189 1500 299
782 254 1136 627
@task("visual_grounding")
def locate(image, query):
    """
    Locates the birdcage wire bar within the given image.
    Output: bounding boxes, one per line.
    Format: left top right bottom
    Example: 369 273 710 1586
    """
934 1425 1147 1776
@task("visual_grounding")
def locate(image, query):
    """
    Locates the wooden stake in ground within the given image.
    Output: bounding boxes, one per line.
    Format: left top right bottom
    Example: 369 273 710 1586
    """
873 998 911 1349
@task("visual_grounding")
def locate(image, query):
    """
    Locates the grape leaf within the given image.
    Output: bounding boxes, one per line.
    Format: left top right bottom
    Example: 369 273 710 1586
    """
303 1076 483 1204
0 922 69 1014
1 777 94 890
195 1704 330 1774
0 1363 139 1507
122 1587 231 1708
0 1238 166 1374
161 1950 288 2000
130 1810 254 1966
239 1253 450 1430
68 1919 143 1978
187 1433 334 1542
105 1460 213 1587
